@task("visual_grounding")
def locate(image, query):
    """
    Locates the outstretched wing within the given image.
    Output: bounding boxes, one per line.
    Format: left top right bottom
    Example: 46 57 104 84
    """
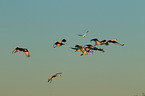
24 52 30 57
84 31 89 35
78 34 82 36
56 73 62 75
90 38 98 42
48 76 52 82
12 48 16 54
61 39 66 42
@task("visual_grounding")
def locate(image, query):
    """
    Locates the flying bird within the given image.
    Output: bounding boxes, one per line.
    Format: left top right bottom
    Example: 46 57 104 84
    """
107 39 124 46
78 31 89 37
85 44 105 52
53 39 67 48
48 73 62 83
74 45 93 56
90 38 103 46
101 39 124 46
12 47 30 57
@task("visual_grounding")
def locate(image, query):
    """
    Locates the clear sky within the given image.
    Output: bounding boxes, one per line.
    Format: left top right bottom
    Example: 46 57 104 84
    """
0 0 145 96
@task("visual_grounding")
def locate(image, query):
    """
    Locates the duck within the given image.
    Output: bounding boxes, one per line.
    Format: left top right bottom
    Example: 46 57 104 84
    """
48 73 62 83
53 39 67 48
78 31 89 37
12 47 30 57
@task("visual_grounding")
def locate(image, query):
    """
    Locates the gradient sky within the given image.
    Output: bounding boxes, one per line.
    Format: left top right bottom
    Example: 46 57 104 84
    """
0 0 145 96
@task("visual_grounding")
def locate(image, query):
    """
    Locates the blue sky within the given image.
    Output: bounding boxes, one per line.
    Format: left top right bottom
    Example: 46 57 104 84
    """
0 0 145 96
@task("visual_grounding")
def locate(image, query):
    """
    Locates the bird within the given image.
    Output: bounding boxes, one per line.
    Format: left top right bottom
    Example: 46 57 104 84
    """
12 47 30 57
107 39 124 46
101 39 124 46
90 38 103 46
85 44 105 52
48 73 62 83
78 31 89 37
53 39 67 48
74 45 93 56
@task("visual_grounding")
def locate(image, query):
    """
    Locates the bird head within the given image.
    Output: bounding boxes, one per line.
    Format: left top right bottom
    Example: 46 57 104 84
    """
114 39 117 41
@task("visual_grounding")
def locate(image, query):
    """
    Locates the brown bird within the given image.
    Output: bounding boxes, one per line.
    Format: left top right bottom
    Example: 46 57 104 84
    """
85 44 105 52
48 73 62 83
90 38 103 46
101 39 124 46
12 47 30 57
78 31 89 37
53 39 67 48
74 45 93 56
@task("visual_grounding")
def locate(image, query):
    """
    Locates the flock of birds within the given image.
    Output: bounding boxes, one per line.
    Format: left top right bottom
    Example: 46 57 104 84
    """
12 31 124 83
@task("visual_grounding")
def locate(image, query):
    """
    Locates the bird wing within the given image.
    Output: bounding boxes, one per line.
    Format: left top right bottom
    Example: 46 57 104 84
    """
12 48 16 54
56 73 62 75
101 40 107 42
70 47 77 50
84 31 89 35
90 38 98 42
58 39 64 43
78 34 82 36
48 76 52 82
75 45 83 48
24 52 30 57
61 39 66 42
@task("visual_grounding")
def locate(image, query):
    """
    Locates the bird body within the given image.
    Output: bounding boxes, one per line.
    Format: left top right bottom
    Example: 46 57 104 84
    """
80 50 93 56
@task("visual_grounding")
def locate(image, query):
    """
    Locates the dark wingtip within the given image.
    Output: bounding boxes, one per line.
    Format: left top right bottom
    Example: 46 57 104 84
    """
121 44 125 46
75 45 80 47
62 39 66 42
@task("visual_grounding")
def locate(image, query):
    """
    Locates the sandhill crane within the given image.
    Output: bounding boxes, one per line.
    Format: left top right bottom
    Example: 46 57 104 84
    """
48 73 62 83
53 39 67 48
101 39 124 46
78 31 89 37
90 38 103 46
12 47 30 57
107 39 124 46
74 45 93 56
85 44 105 52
